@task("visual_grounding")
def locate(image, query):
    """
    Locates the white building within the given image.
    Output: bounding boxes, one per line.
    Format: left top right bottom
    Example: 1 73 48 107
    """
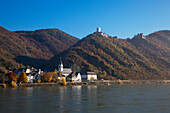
67 72 82 82
27 74 34 83
81 72 97 81
26 68 31 74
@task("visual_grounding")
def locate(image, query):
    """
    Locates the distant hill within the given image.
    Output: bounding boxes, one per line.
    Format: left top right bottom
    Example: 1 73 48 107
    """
48 31 170 80
0 26 79 69
0 26 169 79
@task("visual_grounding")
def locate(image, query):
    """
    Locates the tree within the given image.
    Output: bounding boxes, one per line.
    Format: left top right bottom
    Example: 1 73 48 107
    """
11 81 17 87
19 72 28 83
62 78 67 85
6 72 18 82
41 72 57 82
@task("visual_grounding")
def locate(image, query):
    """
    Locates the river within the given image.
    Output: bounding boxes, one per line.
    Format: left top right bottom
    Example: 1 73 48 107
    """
0 84 170 113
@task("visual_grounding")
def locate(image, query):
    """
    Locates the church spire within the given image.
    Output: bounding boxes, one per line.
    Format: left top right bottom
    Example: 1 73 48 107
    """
58 57 63 72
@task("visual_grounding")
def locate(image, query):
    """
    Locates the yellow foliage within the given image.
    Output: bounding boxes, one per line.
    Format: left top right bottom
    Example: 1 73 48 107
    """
19 72 28 83
11 81 17 87
62 78 67 86
37 79 41 83
118 79 123 84
48 77 52 82
41 72 58 82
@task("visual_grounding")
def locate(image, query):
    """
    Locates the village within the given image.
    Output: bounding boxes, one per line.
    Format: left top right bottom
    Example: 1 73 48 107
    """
1 59 98 86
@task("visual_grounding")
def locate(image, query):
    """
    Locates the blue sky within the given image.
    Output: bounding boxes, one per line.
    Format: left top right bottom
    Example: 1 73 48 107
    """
0 0 170 39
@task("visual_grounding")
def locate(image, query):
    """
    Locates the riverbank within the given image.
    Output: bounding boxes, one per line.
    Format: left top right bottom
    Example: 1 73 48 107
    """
0 80 169 88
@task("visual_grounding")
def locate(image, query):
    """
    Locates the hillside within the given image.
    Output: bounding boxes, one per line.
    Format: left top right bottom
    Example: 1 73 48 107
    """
48 31 170 80
0 26 169 79
0 26 79 69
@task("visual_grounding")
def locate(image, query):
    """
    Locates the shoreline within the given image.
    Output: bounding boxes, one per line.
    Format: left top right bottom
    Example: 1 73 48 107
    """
0 80 169 88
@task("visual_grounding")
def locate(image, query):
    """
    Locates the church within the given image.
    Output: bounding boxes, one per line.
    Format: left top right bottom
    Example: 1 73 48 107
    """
56 60 97 82
58 60 72 78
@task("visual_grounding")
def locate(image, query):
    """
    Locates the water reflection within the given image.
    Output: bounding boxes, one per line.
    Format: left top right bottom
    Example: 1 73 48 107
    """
0 84 170 113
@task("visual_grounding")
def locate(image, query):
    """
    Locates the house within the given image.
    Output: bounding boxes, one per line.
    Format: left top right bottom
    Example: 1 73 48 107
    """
24 67 43 83
67 72 81 82
27 73 34 83
81 72 97 81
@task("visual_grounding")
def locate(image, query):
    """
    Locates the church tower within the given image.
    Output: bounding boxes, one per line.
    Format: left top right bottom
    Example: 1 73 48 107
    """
58 58 63 72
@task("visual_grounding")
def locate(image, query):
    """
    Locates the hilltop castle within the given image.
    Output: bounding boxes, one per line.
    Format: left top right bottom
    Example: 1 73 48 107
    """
95 27 108 37
133 33 146 39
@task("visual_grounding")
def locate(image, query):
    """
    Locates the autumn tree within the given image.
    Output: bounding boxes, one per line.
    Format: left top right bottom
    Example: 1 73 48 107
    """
62 77 67 85
19 72 28 83
6 72 18 82
41 72 57 82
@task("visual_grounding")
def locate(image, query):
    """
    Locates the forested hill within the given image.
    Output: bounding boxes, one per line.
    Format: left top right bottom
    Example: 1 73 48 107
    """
48 31 170 80
0 26 79 69
0 25 169 79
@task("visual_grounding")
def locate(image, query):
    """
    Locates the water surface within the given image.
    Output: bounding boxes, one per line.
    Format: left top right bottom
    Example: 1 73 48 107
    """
0 84 170 113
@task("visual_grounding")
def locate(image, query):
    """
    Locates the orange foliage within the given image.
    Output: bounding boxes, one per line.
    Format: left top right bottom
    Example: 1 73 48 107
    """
6 72 18 82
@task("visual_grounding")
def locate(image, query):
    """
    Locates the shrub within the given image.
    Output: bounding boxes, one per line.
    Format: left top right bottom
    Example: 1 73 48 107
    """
37 79 41 83
62 78 67 86
11 81 17 87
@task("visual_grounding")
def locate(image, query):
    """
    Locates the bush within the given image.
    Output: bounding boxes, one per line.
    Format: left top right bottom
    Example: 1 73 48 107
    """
11 81 17 87
37 79 41 83
41 72 58 82
62 78 67 86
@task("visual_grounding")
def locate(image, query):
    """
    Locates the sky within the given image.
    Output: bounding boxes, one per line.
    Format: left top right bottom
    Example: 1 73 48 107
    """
0 0 170 39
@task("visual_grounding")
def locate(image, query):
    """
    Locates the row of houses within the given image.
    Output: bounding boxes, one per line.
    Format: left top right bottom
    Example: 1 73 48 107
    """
11 60 97 83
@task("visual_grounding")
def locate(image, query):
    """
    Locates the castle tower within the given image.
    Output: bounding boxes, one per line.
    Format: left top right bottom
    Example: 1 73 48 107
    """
97 27 101 32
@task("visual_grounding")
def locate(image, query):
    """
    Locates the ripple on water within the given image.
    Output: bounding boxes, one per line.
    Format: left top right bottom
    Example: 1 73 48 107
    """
0 84 170 113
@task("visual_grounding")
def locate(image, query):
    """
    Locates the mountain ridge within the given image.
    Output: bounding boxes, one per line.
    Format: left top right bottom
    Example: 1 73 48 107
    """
0 26 79 69
0 26 169 79
47 31 170 79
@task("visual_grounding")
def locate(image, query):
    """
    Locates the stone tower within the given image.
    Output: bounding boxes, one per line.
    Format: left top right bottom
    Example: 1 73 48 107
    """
97 27 101 32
